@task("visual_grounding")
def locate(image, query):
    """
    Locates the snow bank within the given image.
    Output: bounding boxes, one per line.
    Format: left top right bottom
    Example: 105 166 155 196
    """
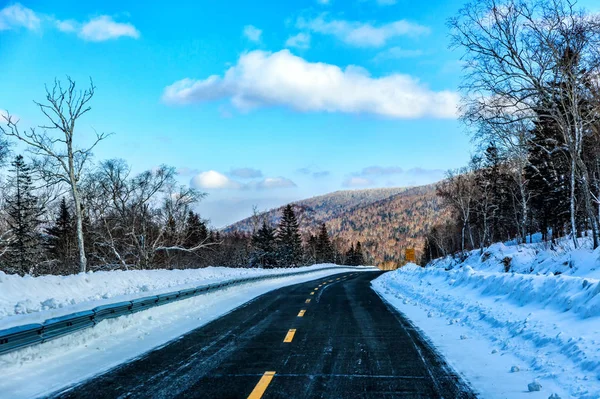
0 266 367 399
0 264 345 330
373 243 600 398
430 237 600 278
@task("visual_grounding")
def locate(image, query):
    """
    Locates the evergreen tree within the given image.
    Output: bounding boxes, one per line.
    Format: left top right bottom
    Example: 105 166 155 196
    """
164 215 178 246
184 211 208 248
46 198 75 270
4 155 44 275
525 108 571 241
353 241 365 265
345 244 355 265
304 234 318 265
315 223 334 263
251 221 277 268
276 205 303 267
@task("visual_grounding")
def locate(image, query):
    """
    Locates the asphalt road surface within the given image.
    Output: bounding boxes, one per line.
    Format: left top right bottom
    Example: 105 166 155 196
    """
52 271 477 399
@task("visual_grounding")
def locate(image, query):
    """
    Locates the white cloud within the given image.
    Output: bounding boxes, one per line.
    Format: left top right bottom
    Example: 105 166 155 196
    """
162 49 458 119
285 32 311 49
297 166 330 178
253 177 296 189
0 4 139 42
78 16 140 42
190 170 242 190
343 177 373 187
243 25 262 42
297 15 429 47
55 19 77 33
190 170 296 190
0 4 40 31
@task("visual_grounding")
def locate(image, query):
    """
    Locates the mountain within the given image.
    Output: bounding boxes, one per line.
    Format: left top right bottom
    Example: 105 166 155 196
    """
224 184 444 266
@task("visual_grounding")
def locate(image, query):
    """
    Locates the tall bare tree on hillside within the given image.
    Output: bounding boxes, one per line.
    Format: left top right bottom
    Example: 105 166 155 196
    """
1 78 109 272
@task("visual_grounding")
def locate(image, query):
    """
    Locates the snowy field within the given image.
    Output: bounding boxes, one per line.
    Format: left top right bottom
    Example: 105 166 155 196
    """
0 265 368 399
372 238 600 399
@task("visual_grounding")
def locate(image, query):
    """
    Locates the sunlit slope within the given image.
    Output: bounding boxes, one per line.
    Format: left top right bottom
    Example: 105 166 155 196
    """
225 185 443 265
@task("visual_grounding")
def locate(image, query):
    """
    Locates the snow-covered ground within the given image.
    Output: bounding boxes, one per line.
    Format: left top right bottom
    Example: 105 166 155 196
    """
0 264 351 330
0 265 368 399
372 239 600 399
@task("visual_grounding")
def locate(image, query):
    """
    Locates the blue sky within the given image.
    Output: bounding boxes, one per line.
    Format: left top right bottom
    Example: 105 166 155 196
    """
0 0 550 226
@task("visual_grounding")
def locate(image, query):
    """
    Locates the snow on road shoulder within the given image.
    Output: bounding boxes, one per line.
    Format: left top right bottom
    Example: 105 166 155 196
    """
0 266 367 399
372 263 598 399
0 264 345 330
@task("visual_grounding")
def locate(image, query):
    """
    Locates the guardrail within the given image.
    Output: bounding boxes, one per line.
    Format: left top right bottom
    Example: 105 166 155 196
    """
0 266 361 356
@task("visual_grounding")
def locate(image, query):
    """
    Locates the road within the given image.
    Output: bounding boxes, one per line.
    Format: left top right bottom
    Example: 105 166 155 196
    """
52 271 477 399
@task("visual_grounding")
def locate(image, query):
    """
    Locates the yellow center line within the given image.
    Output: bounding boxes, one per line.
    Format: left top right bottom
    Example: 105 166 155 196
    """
298 309 306 317
247 371 276 399
305 298 311 303
314 287 319 290
283 329 296 343
310 291 314 295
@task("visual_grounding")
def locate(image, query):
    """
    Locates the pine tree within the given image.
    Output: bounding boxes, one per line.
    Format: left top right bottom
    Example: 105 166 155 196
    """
251 221 277 268
4 155 44 275
184 211 208 248
304 234 318 265
353 241 365 265
46 198 75 271
315 223 334 263
276 205 303 267
525 108 570 241
164 215 178 246
345 244 355 265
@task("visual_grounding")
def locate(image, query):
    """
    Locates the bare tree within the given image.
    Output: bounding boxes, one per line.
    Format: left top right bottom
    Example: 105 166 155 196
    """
1 78 110 271
438 168 478 252
81 160 209 269
450 0 600 247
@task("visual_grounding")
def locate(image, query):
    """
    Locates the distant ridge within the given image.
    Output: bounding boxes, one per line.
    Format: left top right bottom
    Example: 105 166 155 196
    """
225 184 443 266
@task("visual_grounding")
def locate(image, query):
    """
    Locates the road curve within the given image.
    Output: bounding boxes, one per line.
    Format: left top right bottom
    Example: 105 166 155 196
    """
52 271 477 398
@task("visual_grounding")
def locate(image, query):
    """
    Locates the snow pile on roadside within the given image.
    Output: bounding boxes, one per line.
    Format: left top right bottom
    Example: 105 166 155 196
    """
0 264 343 330
0 266 367 399
430 235 600 278
372 243 600 398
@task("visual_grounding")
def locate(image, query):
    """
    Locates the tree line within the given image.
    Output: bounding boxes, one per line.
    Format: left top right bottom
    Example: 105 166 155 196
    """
0 83 364 275
423 0 600 263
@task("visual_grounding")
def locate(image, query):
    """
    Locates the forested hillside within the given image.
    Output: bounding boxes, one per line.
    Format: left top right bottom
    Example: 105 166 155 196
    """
226 185 443 266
